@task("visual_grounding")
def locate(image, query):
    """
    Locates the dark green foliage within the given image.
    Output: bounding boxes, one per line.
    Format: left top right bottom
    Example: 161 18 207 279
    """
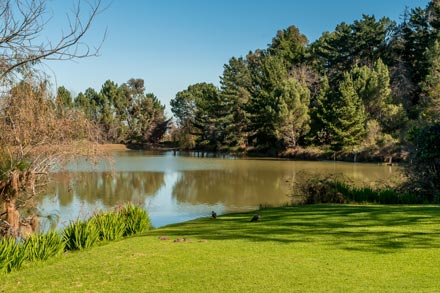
419 40 440 122
297 175 347 204
119 204 151 236
220 57 252 148
73 78 169 144
63 2 436 156
171 83 225 149
268 25 308 65
56 86 73 111
62 220 100 251
330 73 367 149
296 174 425 205
0 237 26 273
310 15 391 79
308 75 333 144
24 232 65 261
403 123 440 201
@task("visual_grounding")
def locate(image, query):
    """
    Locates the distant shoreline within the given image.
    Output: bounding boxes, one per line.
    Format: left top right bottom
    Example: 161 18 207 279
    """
96 144 130 151
97 143 406 164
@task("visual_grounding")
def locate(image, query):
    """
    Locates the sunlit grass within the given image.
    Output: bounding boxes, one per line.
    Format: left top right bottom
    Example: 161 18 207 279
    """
1 205 440 292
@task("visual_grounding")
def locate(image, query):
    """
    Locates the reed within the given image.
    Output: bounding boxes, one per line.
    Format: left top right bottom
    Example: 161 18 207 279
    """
62 220 99 251
92 212 126 241
24 232 65 262
297 175 423 204
0 237 26 273
119 203 151 236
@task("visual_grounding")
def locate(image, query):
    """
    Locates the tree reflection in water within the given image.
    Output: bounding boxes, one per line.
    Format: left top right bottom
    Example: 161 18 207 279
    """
38 171 165 230
34 152 401 230
171 169 293 207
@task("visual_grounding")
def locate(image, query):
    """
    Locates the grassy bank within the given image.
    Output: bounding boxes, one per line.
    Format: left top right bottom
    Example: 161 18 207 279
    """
1 205 440 292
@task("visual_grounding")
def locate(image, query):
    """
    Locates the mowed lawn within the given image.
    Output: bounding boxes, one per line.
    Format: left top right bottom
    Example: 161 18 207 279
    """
1 205 440 292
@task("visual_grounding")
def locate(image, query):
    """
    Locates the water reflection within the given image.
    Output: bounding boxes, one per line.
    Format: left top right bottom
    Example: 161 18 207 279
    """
36 151 402 230
172 169 292 207
39 171 165 230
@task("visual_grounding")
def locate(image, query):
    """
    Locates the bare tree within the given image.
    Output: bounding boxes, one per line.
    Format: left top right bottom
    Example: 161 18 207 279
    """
0 0 105 237
0 0 105 81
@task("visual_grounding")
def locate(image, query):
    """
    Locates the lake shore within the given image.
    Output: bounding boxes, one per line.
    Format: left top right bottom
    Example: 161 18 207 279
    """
96 143 130 151
109 142 408 164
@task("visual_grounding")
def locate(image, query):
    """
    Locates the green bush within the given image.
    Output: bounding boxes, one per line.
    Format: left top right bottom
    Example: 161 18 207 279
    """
63 220 100 251
119 204 151 236
92 212 126 241
24 232 65 261
297 175 348 204
0 237 26 273
403 123 440 202
296 174 422 204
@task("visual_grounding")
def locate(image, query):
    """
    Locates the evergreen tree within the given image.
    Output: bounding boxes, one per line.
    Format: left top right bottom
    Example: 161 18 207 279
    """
247 54 287 148
99 80 125 142
310 15 392 85
309 75 334 144
268 25 308 66
330 73 367 149
419 39 440 123
171 83 223 149
276 78 311 147
220 57 252 148
55 86 72 115
193 83 226 148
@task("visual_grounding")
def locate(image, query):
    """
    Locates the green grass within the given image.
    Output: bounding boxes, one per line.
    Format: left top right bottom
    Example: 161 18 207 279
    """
1 205 440 292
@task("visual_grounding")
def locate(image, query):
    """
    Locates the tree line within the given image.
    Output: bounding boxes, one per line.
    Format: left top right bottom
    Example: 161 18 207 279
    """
56 78 170 146
170 1 440 155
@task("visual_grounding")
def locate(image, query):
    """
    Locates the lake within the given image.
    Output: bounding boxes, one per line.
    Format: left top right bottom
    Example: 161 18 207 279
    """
37 151 401 230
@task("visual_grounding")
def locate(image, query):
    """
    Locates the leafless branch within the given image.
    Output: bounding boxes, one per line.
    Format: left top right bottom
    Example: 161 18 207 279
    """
0 0 105 81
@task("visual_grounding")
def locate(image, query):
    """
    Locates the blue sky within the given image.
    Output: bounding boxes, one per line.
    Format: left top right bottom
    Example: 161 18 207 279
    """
45 0 429 115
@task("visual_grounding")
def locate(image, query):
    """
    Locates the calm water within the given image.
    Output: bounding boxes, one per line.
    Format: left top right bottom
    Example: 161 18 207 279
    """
37 151 401 230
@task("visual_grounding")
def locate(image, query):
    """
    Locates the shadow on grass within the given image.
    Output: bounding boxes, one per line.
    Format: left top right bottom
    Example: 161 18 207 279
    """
147 205 440 254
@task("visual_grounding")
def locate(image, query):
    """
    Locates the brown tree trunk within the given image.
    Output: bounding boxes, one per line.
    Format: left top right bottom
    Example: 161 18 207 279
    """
5 199 20 236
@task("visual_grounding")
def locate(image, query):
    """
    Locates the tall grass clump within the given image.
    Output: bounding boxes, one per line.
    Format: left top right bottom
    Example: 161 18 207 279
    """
0 237 26 273
92 212 126 241
119 203 151 236
296 175 348 204
62 220 99 251
24 232 64 262
295 174 422 204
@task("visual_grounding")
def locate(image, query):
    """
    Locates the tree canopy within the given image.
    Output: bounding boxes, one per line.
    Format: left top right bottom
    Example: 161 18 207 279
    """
170 1 440 155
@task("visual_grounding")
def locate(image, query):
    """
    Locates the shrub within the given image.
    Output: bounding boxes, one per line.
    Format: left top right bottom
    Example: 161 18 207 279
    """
295 173 422 204
403 123 440 202
119 204 151 236
24 232 65 261
0 237 26 273
92 212 126 241
296 175 348 204
62 220 99 251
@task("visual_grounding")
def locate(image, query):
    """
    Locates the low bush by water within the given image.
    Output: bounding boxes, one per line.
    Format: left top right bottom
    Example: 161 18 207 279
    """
296 174 430 204
92 212 126 242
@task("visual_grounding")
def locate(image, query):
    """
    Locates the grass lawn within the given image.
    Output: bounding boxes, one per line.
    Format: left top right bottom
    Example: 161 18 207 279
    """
1 205 440 292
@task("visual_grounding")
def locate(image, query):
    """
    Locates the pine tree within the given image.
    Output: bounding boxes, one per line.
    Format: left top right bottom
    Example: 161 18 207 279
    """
276 78 311 147
419 39 440 122
247 54 288 148
330 73 367 149
309 75 334 144
220 57 252 149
